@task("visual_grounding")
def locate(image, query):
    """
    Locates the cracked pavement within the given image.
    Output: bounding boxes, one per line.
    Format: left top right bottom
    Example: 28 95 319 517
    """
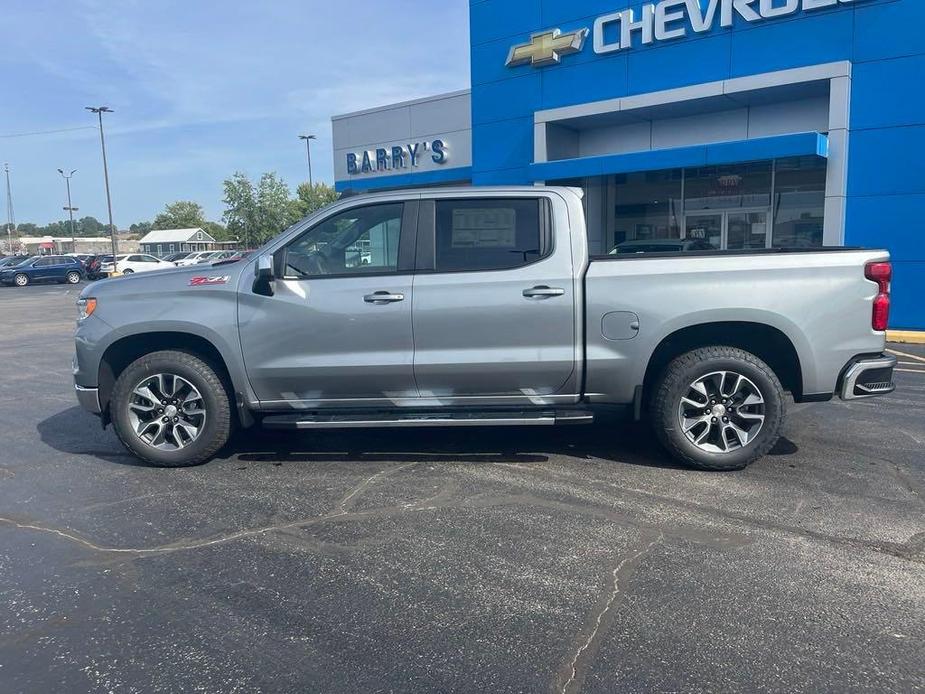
1 285 924 693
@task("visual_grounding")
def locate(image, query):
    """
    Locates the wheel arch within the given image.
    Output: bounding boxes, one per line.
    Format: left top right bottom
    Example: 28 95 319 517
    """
98 331 250 427
642 321 804 405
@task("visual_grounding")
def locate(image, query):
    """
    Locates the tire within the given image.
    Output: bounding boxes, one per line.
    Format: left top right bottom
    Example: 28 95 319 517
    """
122 269 134 274
110 350 232 467
66 271 81 284
13 273 29 287
650 346 785 471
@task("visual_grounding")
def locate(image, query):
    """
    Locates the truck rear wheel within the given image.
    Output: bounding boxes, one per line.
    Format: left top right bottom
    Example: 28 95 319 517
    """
110 350 232 467
650 346 785 471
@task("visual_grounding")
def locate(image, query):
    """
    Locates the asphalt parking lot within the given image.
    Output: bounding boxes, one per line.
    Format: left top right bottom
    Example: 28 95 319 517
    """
1 283 923 693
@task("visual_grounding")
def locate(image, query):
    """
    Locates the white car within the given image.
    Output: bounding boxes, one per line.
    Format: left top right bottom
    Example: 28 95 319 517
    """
175 251 218 267
100 254 176 275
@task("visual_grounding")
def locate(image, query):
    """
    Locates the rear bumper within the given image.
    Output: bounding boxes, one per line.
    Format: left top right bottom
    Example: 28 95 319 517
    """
839 354 897 401
75 383 102 415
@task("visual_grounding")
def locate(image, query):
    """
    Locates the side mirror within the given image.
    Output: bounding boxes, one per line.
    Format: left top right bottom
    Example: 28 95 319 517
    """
255 254 274 280
253 255 275 296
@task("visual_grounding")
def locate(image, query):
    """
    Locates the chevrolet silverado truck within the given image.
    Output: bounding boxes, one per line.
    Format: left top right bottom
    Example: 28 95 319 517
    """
73 187 897 471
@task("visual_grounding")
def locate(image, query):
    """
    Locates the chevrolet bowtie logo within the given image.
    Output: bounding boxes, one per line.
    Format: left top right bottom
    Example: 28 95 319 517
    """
506 28 589 68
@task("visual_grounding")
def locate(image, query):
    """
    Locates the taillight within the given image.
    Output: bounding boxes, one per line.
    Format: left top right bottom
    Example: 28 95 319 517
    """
865 261 892 331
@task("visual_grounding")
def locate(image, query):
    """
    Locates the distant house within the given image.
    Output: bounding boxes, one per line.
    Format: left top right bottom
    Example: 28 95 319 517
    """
138 228 213 256
137 228 233 256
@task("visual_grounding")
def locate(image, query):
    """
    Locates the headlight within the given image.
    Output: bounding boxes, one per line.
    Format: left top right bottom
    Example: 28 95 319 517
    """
77 297 97 321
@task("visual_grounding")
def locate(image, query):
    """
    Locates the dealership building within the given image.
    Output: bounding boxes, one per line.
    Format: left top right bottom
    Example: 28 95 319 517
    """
332 0 924 330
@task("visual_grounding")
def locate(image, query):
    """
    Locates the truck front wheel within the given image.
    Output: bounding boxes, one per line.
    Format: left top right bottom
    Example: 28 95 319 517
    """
110 350 232 467
650 346 785 471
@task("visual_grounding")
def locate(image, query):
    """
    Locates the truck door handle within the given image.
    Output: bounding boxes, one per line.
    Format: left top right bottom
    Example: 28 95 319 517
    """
364 291 405 304
523 285 565 298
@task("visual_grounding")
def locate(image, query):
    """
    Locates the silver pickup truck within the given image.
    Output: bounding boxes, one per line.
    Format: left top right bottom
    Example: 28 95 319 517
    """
74 187 896 471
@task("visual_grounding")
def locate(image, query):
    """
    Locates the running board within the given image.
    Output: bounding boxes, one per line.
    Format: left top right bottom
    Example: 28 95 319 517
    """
261 410 594 430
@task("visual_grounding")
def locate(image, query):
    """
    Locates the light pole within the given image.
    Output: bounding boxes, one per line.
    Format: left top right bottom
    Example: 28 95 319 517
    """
298 134 317 186
3 164 13 256
85 106 118 259
57 168 78 252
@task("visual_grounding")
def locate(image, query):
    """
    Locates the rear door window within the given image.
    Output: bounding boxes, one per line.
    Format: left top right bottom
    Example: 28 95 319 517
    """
432 199 548 272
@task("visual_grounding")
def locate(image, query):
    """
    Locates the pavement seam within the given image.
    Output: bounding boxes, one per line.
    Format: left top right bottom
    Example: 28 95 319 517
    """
559 533 665 694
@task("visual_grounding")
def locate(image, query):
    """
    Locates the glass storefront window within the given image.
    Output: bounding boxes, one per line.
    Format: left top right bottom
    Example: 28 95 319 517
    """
684 162 772 211
772 156 826 248
553 156 827 254
609 169 682 252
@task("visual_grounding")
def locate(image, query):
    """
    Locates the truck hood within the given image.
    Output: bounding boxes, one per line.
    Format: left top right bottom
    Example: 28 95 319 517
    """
80 260 251 300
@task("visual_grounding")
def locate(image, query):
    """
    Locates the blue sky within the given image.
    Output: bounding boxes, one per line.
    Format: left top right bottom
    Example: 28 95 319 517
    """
1 0 470 228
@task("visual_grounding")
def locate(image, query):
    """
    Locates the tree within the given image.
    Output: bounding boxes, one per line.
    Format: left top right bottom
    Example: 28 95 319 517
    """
293 182 339 219
222 172 258 248
130 221 153 235
222 171 297 247
153 200 207 230
16 223 39 236
202 221 231 242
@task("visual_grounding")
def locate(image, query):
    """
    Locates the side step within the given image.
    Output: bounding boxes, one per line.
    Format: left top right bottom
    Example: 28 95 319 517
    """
262 410 594 430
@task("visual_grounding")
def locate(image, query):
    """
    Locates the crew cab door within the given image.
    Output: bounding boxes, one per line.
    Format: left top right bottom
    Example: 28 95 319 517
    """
411 194 579 403
238 201 419 406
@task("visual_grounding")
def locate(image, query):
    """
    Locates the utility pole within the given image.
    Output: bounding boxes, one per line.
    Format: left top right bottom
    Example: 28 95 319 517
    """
4 164 14 256
86 106 118 259
58 168 78 252
298 134 317 186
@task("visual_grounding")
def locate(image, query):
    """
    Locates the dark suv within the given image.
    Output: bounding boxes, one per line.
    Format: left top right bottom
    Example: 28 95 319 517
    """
0 255 85 287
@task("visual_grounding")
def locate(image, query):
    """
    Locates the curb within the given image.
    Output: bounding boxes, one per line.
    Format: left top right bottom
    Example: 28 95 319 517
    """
887 330 925 345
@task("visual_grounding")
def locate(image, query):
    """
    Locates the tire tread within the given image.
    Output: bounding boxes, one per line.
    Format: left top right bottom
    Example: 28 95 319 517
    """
650 345 785 471
110 350 231 467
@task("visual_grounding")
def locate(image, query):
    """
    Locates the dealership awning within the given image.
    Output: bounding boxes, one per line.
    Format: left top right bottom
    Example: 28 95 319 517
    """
529 131 829 182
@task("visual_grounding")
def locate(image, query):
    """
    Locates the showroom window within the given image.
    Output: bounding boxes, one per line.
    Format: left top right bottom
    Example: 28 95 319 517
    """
772 156 826 248
609 170 683 252
556 156 828 254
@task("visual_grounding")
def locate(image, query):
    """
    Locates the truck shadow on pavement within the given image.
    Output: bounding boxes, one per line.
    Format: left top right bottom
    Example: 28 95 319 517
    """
37 406 799 471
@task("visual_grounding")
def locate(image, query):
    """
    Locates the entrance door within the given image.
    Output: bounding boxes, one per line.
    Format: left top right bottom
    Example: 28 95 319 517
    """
682 213 723 250
726 211 769 250
684 210 770 250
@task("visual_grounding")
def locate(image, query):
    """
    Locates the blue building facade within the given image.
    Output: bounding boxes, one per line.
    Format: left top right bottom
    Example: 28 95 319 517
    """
334 0 924 329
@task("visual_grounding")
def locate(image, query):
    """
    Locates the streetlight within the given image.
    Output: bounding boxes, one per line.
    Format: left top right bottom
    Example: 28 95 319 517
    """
85 106 118 260
298 134 317 186
57 168 78 252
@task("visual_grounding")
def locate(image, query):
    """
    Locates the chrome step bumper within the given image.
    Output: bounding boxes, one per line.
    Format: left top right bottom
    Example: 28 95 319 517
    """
839 354 897 400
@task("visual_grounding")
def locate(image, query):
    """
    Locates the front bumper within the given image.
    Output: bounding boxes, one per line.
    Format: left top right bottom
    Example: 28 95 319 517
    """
839 354 897 400
75 383 102 414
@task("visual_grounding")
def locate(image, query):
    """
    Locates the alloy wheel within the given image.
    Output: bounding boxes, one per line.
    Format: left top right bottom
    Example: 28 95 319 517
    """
14 274 28 287
127 373 207 451
677 370 766 454
66 272 80 284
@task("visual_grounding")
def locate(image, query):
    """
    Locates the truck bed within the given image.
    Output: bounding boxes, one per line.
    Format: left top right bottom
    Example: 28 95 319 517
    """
583 247 889 404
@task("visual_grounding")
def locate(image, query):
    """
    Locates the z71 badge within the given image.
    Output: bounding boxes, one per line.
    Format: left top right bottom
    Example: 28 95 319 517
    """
189 276 230 287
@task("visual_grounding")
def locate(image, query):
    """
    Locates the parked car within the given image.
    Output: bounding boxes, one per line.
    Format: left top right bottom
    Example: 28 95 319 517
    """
0 255 30 270
100 254 176 275
163 252 192 263
85 255 112 280
74 186 896 470
203 251 238 263
175 251 218 267
1 255 84 286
